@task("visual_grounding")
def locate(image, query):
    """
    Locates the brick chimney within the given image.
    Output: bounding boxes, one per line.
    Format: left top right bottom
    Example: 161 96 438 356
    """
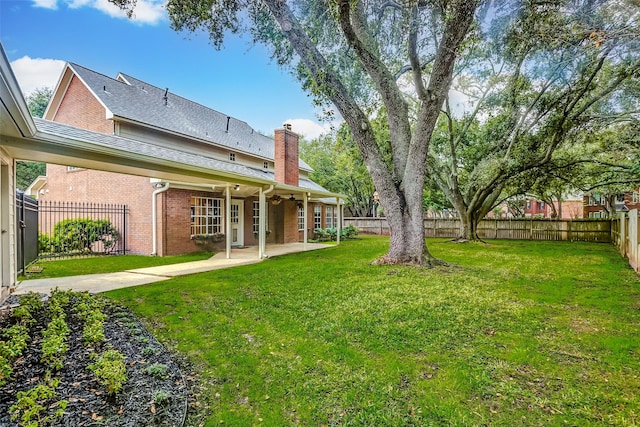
274 124 299 186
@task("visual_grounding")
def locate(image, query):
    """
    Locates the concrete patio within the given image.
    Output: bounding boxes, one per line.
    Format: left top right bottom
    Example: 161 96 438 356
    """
14 243 331 295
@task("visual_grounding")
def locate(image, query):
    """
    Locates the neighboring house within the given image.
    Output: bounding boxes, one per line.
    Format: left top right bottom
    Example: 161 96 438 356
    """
583 188 640 218
35 62 342 256
523 198 549 218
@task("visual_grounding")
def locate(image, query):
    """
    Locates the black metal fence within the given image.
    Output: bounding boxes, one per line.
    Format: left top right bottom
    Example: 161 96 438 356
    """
38 201 128 259
16 191 39 274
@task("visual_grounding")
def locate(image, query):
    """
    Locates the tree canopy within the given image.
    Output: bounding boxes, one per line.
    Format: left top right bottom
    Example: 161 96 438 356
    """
427 0 640 238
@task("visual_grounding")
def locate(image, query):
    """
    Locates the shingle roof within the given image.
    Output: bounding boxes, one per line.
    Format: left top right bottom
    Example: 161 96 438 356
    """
34 118 273 182
68 63 312 171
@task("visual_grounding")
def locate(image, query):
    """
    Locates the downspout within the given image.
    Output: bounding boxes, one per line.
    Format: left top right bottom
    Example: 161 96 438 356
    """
151 182 170 255
259 185 275 259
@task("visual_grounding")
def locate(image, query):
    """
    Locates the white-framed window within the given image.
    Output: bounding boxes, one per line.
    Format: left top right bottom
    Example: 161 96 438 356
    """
325 206 335 228
314 205 322 230
526 200 531 209
191 197 223 235
252 201 267 234
253 201 260 233
633 192 639 203
229 152 236 161
67 166 82 172
263 161 269 169
298 206 305 231
540 201 545 209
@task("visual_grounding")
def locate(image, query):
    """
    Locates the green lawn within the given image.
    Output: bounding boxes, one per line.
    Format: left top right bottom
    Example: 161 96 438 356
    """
21 252 212 279
105 237 640 426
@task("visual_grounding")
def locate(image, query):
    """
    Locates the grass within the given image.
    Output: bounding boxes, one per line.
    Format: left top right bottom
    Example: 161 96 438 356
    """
21 252 212 280
104 237 640 426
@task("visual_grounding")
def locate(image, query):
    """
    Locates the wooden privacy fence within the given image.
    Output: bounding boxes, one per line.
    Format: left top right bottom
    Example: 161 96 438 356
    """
612 209 639 273
344 217 612 242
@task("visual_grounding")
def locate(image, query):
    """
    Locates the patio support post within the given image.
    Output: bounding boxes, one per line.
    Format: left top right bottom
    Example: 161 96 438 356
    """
259 187 265 259
336 197 341 246
225 184 231 259
303 192 308 250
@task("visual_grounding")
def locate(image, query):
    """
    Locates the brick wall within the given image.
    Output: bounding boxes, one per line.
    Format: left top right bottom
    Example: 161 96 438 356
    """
274 127 299 186
52 75 114 134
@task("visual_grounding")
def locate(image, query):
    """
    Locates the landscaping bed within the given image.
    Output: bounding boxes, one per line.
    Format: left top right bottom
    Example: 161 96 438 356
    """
0 291 188 426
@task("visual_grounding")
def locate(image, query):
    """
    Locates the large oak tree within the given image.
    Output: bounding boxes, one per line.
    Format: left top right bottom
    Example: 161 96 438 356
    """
111 0 480 265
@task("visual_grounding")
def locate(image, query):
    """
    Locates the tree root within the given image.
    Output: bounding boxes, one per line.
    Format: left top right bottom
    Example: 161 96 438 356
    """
372 254 448 267
448 237 487 244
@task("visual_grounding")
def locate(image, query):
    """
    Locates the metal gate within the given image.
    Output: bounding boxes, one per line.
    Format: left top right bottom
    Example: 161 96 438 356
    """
16 191 38 274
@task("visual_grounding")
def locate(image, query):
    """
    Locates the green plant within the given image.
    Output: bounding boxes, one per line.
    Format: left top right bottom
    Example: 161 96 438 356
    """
0 354 13 387
10 376 67 427
0 324 31 386
142 346 157 357
145 363 168 378
40 317 70 371
46 218 119 255
1 324 30 357
88 349 128 395
12 292 44 326
153 390 171 405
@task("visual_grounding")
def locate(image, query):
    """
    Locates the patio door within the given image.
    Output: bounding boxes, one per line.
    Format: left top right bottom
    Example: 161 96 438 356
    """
230 200 244 247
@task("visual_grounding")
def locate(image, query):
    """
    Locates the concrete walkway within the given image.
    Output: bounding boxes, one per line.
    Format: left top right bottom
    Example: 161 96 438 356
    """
14 243 331 295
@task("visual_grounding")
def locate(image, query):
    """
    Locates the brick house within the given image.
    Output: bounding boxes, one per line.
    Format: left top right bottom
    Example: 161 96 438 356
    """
583 188 640 218
33 62 343 256
523 198 550 218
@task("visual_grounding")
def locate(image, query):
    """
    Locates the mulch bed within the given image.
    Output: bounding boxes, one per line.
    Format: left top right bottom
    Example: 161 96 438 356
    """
0 293 189 426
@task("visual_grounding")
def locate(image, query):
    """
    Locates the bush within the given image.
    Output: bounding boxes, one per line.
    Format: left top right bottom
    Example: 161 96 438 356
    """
88 349 128 395
313 225 359 241
42 218 119 255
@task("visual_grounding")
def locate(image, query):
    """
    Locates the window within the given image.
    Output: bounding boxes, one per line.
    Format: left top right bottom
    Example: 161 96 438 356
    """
263 161 269 169
67 166 82 172
252 201 267 234
229 152 236 161
526 200 531 209
298 206 305 230
190 197 223 236
314 205 322 230
325 206 334 228
539 201 545 209
634 192 639 203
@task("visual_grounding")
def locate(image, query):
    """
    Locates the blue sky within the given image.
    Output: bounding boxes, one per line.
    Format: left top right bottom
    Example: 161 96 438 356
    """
0 0 331 138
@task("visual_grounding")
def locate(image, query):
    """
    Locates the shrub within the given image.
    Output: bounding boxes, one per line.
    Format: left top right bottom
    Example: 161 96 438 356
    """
10 376 67 427
145 363 169 379
44 218 119 255
153 390 171 405
12 293 44 326
88 349 128 395
41 317 70 371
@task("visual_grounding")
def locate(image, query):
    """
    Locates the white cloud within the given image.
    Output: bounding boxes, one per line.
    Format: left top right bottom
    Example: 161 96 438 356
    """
32 0 58 9
10 56 65 96
30 0 165 25
285 118 333 140
93 0 165 24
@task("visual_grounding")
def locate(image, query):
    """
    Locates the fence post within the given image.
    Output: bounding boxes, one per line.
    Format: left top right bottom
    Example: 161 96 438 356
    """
123 204 127 255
